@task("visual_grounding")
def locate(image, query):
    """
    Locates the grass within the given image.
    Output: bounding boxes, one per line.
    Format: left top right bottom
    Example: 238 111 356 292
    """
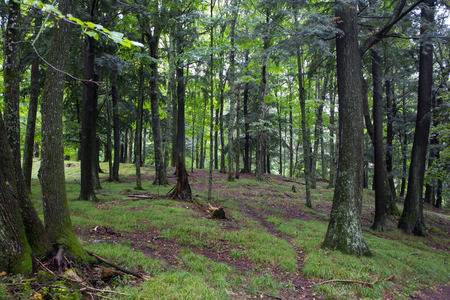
6 159 447 299
268 216 450 299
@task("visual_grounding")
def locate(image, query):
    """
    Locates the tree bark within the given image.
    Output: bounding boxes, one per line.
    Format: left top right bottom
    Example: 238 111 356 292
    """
398 0 435 236
0 114 33 274
371 49 387 231
79 33 98 201
147 29 168 185
40 0 85 258
297 50 312 208
23 12 42 194
322 0 370 256
111 69 121 181
135 62 144 190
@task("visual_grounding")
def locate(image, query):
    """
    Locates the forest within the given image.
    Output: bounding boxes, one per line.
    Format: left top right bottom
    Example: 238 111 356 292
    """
0 0 449 299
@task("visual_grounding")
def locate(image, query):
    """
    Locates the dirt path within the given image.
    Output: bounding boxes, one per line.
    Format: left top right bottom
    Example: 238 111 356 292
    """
240 203 318 300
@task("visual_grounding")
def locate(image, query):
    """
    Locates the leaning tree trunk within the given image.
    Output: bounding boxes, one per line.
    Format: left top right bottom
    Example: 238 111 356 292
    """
40 0 86 259
399 0 435 236
0 114 33 274
148 29 168 185
23 12 42 193
322 0 370 256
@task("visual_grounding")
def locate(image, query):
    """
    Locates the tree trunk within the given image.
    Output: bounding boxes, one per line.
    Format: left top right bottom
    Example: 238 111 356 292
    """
112 69 121 181
385 78 397 199
135 62 144 190
227 0 238 181
170 27 192 200
371 49 387 231
400 94 408 198
0 114 33 274
398 0 434 236
328 80 336 187
80 33 98 201
40 0 85 258
106 97 113 181
322 0 370 256
243 52 251 173
4 1 48 257
148 29 168 185
297 50 312 208
208 0 215 200
23 12 42 193
235 85 241 179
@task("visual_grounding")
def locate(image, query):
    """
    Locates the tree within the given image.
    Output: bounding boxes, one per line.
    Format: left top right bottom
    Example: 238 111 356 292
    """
399 0 435 236
39 0 86 258
322 0 370 256
79 0 100 201
146 25 168 185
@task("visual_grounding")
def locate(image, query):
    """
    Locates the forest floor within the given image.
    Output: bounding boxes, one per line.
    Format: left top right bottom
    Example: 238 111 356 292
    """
1 161 449 299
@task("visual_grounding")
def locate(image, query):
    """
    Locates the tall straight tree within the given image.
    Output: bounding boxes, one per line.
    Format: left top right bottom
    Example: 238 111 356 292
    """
40 0 85 258
297 50 312 208
399 0 435 236
146 24 168 185
135 62 144 190
371 48 388 231
208 0 215 200
170 19 192 200
227 0 238 181
322 0 370 256
111 68 121 181
79 0 99 201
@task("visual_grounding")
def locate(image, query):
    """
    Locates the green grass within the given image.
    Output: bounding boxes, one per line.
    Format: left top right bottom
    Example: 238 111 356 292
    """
268 216 450 299
19 159 450 299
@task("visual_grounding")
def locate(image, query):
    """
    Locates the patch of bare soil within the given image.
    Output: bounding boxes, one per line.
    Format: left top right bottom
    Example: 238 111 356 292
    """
76 226 181 266
410 284 450 300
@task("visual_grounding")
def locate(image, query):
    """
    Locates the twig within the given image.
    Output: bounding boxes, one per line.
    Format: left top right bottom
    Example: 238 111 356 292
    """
80 286 130 296
87 251 149 280
313 276 387 287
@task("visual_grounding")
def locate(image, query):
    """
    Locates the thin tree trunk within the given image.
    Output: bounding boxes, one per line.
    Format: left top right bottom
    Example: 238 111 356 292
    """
328 79 336 187
235 85 241 179
112 69 121 181
135 61 144 190
297 49 312 208
23 12 42 193
208 0 215 200
385 78 397 199
243 51 251 173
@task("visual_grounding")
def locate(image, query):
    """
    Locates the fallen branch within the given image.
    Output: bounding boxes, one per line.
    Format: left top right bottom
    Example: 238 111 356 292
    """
87 251 150 280
313 276 381 287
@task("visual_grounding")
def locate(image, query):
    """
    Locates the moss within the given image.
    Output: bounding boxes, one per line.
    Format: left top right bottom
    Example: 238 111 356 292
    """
56 229 91 263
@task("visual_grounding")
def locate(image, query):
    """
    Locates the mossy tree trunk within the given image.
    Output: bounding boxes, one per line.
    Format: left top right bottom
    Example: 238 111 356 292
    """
111 69 121 181
40 0 86 259
322 0 370 256
0 113 33 274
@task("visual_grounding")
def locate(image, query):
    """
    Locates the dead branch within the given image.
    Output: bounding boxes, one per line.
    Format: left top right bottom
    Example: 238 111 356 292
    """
87 251 149 280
